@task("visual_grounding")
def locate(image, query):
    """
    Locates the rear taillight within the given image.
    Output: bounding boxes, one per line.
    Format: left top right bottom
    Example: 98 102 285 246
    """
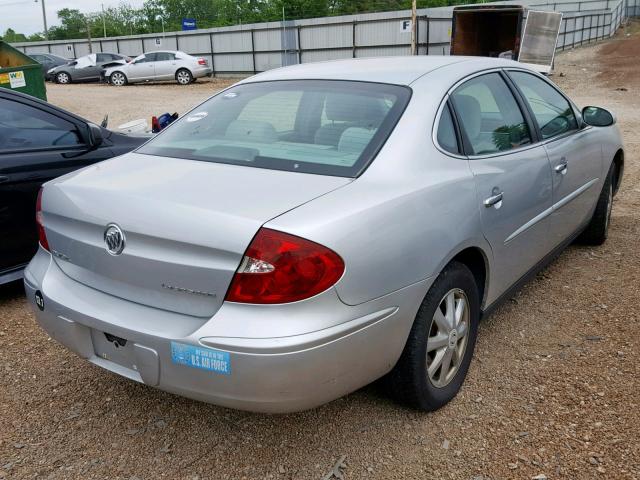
36 188 49 251
225 228 344 304
197 58 207 66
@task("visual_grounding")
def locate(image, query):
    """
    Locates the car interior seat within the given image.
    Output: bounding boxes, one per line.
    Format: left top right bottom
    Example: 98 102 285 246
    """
314 94 387 147
225 120 278 144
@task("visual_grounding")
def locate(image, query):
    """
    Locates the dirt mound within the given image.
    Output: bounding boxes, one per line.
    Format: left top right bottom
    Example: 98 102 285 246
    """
596 20 640 89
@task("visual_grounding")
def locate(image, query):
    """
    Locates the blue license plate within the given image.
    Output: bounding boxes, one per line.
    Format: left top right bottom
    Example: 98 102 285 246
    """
170 342 231 375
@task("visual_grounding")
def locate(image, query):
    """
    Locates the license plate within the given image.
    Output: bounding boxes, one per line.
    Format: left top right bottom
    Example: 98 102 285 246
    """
170 342 231 375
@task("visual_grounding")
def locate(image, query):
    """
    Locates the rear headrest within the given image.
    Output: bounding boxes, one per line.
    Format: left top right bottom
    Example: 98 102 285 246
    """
225 120 277 143
325 94 387 125
338 127 375 154
453 94 482 144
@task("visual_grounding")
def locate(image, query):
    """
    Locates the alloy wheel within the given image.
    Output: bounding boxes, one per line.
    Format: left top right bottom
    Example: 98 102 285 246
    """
176 70 191 85
57 73 69 84
111 73 125 86
426 288 470 388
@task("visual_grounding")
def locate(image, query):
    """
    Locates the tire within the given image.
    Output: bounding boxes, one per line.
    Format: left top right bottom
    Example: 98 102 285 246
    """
56 72 71 84
388 261 480 411
578 163 615 246
176 69 193 85
110 71 127 87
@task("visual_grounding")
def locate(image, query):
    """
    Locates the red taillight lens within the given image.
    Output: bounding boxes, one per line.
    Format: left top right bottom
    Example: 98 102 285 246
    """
197 58 207 65
225 228 344 304
36 188 49 251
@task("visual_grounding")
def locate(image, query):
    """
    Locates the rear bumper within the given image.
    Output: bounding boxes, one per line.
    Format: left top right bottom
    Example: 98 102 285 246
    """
25 248 429 413
192 65 212 78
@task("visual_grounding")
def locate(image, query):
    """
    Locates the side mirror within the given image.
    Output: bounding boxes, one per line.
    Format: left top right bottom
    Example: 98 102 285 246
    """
88 123 104 148
582 106 615 127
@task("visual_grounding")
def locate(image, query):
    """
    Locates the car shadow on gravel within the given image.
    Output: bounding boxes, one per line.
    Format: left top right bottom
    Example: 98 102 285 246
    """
0 280 25 302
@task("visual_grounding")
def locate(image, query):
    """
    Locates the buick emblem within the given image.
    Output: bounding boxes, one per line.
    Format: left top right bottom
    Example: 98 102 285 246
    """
104 224 125 256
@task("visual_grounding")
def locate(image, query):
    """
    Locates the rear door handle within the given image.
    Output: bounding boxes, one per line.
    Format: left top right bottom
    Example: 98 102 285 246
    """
555 159 568 175
484 191 504 208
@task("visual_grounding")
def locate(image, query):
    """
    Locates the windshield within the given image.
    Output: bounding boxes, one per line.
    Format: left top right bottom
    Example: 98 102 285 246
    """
137 80 411 177
75 54 96 68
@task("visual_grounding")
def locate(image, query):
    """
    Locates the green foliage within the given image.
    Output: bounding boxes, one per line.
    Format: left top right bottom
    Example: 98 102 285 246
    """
7 0 477 42
48 8 86 40
492 123 529 151
2 28 28 42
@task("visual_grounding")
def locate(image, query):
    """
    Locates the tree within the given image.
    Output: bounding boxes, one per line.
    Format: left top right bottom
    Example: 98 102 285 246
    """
48 8 86 40
2 0 478 42
142 0 219 30
2 28 28 42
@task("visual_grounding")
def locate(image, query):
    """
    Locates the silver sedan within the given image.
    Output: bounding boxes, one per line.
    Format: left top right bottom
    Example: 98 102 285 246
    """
26 56 624 413
104 50 212 86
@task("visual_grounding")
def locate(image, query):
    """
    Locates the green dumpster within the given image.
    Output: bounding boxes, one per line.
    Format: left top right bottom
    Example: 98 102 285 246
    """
0 41 47 101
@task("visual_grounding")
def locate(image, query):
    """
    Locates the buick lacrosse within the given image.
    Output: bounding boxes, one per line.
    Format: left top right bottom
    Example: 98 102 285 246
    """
25 56 623 413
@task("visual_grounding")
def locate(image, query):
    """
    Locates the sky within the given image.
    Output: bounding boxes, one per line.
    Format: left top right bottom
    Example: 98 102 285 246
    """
0 0 145 35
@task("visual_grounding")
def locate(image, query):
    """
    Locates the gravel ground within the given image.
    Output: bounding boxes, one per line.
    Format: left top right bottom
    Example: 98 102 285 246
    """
1 25 640 480
45 77 239 129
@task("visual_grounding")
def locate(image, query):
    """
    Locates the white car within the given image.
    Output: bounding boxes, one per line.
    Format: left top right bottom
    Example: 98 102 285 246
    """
104 50 212 86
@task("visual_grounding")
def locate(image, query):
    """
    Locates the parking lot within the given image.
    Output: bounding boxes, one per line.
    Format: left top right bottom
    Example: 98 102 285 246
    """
1 25 640 480
45 77 238 131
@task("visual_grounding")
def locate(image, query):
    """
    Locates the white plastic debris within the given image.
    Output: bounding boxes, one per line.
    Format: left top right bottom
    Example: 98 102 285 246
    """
117 118 148 134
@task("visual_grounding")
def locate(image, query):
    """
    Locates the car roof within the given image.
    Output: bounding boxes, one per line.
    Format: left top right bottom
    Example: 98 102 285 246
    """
244 56 531 86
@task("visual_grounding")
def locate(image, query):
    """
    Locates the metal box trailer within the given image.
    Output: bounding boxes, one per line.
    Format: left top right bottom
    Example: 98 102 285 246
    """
0 41 47 101
450 5 562 74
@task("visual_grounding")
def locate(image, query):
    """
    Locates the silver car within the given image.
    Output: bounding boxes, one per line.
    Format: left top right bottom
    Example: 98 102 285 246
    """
104 50 212 86
25 57 624 413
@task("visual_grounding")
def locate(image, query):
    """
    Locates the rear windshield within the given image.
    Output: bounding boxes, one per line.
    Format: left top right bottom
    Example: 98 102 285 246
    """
137 80 411 177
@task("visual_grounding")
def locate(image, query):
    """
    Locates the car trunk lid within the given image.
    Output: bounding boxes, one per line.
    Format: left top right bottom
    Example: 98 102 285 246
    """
42 153 350 318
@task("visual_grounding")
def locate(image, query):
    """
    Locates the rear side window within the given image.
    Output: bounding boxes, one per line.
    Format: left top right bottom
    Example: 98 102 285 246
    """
508 71 578 140
451 73 531 155
138 80 411 177
436 103 460 155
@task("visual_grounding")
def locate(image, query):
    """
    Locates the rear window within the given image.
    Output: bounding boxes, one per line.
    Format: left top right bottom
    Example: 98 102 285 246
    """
137 80 411 177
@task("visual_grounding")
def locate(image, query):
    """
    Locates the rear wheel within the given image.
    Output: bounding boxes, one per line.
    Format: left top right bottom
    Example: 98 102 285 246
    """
176 69 193 85
578 163 615 245
388 261 479 411
56 72 71 84
110 71 127 87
